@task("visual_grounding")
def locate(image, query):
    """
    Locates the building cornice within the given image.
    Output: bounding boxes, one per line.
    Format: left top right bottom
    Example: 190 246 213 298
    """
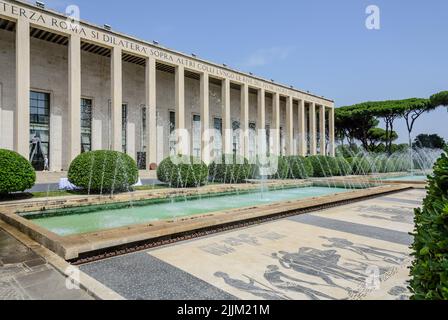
3 0 334 106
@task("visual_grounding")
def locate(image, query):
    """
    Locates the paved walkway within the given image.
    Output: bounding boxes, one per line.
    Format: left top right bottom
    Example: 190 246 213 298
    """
80 189 425 300
0 230 92 300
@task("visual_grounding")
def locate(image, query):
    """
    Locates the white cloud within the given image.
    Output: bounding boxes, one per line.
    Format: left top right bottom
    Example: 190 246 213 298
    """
243 46 295 68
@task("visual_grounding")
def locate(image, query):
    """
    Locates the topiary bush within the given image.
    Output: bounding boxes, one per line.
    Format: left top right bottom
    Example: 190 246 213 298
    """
351 157 372 175
335 157 352 176
308 155 339 177
410 150 448 300
270 156 290 180
373 156 388 173
327 156 341 176
209 154 252 184
157 155 208 188
0 149 36 195
383 156 411 173
68 150 138 193
288 156 314 179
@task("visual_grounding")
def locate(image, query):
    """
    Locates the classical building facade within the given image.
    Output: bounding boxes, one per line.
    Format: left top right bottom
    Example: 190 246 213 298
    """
0 0 335 171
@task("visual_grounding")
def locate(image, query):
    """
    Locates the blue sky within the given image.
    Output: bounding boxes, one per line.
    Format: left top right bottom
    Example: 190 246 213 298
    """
40 0 447 143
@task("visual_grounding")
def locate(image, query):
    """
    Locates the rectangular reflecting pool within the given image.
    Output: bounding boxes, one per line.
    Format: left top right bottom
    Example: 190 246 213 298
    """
23 186 351 236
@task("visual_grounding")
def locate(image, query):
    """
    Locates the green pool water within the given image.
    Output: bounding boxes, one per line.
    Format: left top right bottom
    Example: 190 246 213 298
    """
383 175 428 181
25 186 351 236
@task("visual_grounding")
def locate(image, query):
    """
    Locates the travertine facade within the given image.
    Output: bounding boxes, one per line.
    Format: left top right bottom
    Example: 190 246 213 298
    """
0 0 335 171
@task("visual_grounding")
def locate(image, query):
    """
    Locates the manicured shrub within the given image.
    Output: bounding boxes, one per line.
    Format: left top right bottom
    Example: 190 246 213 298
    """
410 150 448 300
373 156 388 173
288 156 314 179
351 157 372 175
157 155 208 188
327 157 341 176
209 154 252 184
0 149 36 195
68 150 138 193
270 156 290 180
335 157 352 176
384 156 412 173
308 155 339 177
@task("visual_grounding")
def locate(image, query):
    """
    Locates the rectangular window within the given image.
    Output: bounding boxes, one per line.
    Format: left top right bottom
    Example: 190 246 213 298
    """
192 114 201 158
213 118 222 159
122 104 127 154
29 91 50 171
169 111 176 155
81 98 92 153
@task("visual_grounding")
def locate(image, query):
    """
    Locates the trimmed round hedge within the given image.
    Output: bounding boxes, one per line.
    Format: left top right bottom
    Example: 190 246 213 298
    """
308 155 339 177
350 157 372 175
257 156 314 180
157 155 208 188
68 150 138 193
270 156 290 180
335 157 352 176
209 154 252 184
0 149 36 194
288 156 314 179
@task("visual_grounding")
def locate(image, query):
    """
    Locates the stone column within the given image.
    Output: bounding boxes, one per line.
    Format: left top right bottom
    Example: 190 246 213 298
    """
329 106 335 156
319 105 326 156
257 88 266 156
286 96 294 155
297 99 306 156
309 102 317 155
240 83 249 158
200 72 210 164
111 46 122 152
145 57 157 167
272 93 280 156
175 65 186 155
14 18 30 158
68 34 81 164
222 78 232 155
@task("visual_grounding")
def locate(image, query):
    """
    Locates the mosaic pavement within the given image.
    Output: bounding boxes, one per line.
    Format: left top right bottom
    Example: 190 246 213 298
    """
0 230 92 300
80 189 425 300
